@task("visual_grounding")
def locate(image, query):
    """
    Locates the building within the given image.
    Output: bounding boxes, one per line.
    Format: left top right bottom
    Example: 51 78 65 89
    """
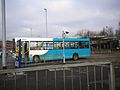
0 40 13 51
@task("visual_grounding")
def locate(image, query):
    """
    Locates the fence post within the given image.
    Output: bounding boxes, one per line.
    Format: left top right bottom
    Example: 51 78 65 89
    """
110 63 115 90
14 72 16 90
86 66 89 90
71 68 74 90
94 66 96 90
4 79 5 90
79 67 81 90
36 71 38 90
101 66 104 90
63 68 66 90
45 70 47 90
54 69 57 90
26 73 28 90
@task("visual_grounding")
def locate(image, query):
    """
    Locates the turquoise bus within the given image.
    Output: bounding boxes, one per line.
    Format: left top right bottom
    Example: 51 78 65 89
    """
14 37 91 63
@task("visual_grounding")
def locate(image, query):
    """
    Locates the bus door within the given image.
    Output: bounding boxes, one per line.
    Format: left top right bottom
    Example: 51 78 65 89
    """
15 39 22 68
23 41 29 63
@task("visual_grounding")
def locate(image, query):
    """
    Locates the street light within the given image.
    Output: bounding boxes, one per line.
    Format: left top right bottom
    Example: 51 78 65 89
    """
30 28 32 37
62 31 69 63
1 0 7 69
44 8 48 38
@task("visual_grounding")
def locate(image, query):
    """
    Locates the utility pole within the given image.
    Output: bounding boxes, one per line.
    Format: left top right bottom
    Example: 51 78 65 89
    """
62 31 69 63
1 0 7 69
30 28 32 37
44 8 48 38
62 31 65 63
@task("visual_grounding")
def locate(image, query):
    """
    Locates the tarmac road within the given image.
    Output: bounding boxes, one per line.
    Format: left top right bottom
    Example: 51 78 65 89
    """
0 53 120 69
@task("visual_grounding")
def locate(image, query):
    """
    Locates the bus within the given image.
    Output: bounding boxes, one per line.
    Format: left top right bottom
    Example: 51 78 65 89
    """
13 37 91 63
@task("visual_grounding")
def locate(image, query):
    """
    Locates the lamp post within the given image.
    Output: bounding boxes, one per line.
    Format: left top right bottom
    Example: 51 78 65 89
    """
44 8 48 38
1 0 7 69
30 28 32 37
62 31 69 63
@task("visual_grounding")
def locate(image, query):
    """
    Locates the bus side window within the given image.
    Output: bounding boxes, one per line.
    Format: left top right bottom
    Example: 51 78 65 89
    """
54 42 62 49
70 42 74 49
79 42 82 48
65 42 70 49
46 42 53 50
38 41 43 50
79 41 85 48
69 42 78 49
74 42 79 49
42 42 46 50
85 42 89 48
79 41 89 48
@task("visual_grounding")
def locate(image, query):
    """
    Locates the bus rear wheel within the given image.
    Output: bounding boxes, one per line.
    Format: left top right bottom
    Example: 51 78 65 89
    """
73 53 78 60
33 55 40 63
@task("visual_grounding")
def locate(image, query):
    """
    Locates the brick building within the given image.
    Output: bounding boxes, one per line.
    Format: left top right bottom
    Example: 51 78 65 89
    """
0 40 13 51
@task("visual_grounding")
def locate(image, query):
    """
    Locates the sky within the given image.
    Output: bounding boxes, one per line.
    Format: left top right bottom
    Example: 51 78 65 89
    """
0 0 120 40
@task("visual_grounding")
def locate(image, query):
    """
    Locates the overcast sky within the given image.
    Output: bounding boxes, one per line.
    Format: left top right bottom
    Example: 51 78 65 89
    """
0 0 120 40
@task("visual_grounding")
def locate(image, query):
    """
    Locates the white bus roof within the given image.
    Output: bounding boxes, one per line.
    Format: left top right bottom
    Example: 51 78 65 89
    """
14 37 53 42
14 37 90 42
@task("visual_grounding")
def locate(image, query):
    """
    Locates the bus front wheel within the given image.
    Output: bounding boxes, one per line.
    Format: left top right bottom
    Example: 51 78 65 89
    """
33 55 40 63
73 53 78 60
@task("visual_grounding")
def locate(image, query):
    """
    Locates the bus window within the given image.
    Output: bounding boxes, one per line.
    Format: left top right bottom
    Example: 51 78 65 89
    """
54 42 62 49
24 42 29 55
38 41 43 49
79 41 89 48
30 41 36 50
65 42 70 49
84 42 89 48
44 42 53 50
74 42 79 49
69 42 79 49
30 41 43 50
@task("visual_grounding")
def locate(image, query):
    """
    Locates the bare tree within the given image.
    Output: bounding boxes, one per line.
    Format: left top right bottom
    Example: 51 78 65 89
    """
115 22 120 39
76 29 99 37
86 30 91 37
99 27 108 37
76 29 84 36
99 26 114 37
106 26 114 37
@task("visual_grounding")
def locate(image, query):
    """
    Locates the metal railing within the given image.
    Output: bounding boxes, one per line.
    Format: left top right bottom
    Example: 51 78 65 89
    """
91 49 120 54
0 62 118 90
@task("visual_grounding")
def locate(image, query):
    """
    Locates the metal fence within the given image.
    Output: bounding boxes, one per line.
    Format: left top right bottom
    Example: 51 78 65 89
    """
92 49 120 54
0 62 118 90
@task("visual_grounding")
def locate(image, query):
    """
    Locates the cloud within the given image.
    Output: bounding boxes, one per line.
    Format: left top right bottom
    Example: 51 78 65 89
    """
0 0 120 40
47 0 72 12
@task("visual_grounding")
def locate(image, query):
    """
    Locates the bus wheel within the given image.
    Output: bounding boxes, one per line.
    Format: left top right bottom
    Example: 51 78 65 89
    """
73 53 78 60
33 55 40 63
